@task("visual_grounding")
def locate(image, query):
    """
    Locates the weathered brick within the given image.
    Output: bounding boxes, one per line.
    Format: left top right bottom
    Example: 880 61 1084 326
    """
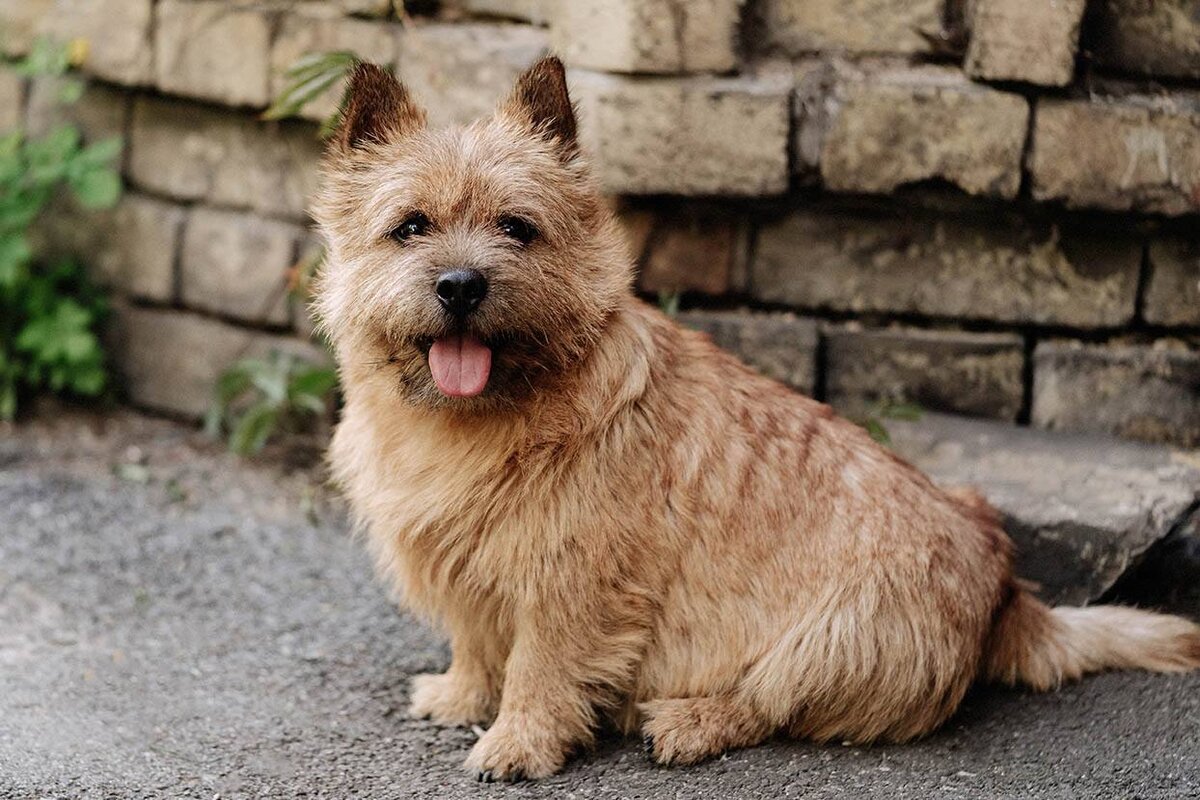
759 0 942 55
570 70 789 195
461 0 553 23
678 310 818 394
825 326 1025 421
38 0 153 85
1031 96 1200 216
155 0 271 106
1087 0 1200 80
25 77 129 143
1033 340 1200 447
553 0 742 73
965 0 1085 86
0 68 23 132
611 200 656 265
820 66 1029 199
640 206 743 296
398 22 549 128
113 306 324 418
338 0 393 17
752 207 1141 328
0 0 53 56
1145 238 1200 327
34 193 183 303
181 207 302 326
99 195 185 302
129 96 321 220
271 14 400 123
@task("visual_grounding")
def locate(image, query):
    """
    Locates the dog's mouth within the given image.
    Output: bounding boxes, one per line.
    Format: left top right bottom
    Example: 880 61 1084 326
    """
426 333 492 398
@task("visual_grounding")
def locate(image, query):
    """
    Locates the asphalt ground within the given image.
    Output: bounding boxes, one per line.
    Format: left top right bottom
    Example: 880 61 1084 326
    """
2 410 1198 799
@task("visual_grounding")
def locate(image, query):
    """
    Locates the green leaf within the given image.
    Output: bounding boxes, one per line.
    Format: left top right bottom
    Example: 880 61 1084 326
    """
229 404 280 455
55 78 85 105
289 366 337 399
863 418 891 445
75 136 123 167
0 233 32 287
69 166 121 209
881 402 923 421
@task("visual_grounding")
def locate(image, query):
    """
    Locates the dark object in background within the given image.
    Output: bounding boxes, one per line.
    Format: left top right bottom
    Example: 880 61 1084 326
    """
1104 507 1200 621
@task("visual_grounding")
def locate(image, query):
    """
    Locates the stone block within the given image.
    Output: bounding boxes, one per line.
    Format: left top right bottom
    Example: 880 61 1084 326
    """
180 207 302 326
1031 96 1200 216
752 206 1141 327
34 193 183 303
129 96 322 220
889 412 1200 604
38 0 153 85
1145 238 1200 327
461 0 553 23
964 0 1086 86
398 22 549 128
677 310 818 393
820 66 1029 199
571 70 789 195
113 306 324 418
0 0 53 56
154 0 272 107
25 77 129 144
271 14 401 123
611 200 656 265
0 67 23 132
1087 0 1200 80
639 206 744 296
553 0 742 73
1033 339 1200 447
758 0 942 56
825 326 1025 421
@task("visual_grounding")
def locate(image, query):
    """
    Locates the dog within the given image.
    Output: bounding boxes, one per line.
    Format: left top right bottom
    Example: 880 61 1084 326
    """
311 56 1200 781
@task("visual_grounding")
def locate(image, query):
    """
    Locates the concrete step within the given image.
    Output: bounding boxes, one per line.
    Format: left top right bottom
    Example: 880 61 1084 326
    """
888 413 1200 607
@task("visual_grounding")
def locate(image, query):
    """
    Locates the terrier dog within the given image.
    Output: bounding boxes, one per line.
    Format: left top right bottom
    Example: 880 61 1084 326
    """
312 57 1200 781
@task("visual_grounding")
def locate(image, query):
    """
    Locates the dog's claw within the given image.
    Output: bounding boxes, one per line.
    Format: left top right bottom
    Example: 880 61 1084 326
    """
642 734 656 757
477 770 494 783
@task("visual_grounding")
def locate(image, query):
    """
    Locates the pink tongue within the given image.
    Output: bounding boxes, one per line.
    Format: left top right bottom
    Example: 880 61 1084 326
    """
428 334 492 397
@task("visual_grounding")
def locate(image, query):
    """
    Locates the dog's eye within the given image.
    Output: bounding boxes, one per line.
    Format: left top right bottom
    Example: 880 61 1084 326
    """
497 215 538 246
389 212 430 243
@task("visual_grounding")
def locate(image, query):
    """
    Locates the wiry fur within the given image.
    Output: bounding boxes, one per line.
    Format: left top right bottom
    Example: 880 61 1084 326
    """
312 58 1200 781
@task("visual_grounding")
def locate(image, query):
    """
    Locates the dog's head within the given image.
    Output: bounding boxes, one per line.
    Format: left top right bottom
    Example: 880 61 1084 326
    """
312 57 631 413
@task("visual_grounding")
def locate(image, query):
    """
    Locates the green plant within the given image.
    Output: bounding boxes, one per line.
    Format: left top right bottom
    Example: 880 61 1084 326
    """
205 350 339 455
854 399 923 445
0 38 122 419
262 50 358 138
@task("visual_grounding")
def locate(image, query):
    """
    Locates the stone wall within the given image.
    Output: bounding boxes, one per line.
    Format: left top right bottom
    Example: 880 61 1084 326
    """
2 0 1198 446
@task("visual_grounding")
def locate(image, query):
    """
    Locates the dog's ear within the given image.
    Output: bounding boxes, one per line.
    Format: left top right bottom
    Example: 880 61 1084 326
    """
332 62 425 152
501 56 578 159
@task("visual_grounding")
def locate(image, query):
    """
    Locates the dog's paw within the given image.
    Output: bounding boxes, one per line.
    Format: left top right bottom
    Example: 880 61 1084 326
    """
640 697 768 766
464 716 567 782
408 672 495 727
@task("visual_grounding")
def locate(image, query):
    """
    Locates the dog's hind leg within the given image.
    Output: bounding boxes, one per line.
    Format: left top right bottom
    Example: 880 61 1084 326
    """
639 695 774 765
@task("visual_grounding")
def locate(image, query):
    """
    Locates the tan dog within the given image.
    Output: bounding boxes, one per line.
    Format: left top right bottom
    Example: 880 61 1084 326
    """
312 57 1200 781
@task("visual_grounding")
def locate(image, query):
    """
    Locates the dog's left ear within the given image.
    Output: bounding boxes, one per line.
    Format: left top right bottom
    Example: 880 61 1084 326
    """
501 56 578 160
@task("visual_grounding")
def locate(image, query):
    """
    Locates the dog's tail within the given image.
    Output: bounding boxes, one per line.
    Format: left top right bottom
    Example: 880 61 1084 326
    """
984 588 1200 690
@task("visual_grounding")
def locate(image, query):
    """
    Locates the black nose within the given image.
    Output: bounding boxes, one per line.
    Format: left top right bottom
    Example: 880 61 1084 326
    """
435 269 487 318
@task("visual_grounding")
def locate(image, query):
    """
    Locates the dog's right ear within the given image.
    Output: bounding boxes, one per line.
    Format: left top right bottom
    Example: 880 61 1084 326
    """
331 62 426 152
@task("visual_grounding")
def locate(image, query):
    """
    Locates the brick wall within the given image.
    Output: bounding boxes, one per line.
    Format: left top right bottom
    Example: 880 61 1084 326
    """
2 0 1198 446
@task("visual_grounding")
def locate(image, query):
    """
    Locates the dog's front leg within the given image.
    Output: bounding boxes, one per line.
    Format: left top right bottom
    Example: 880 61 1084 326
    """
464 594 641 782
409 617 502 726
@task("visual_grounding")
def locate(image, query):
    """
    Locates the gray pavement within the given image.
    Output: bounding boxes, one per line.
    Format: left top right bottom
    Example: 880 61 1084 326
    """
2 410 1199 799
